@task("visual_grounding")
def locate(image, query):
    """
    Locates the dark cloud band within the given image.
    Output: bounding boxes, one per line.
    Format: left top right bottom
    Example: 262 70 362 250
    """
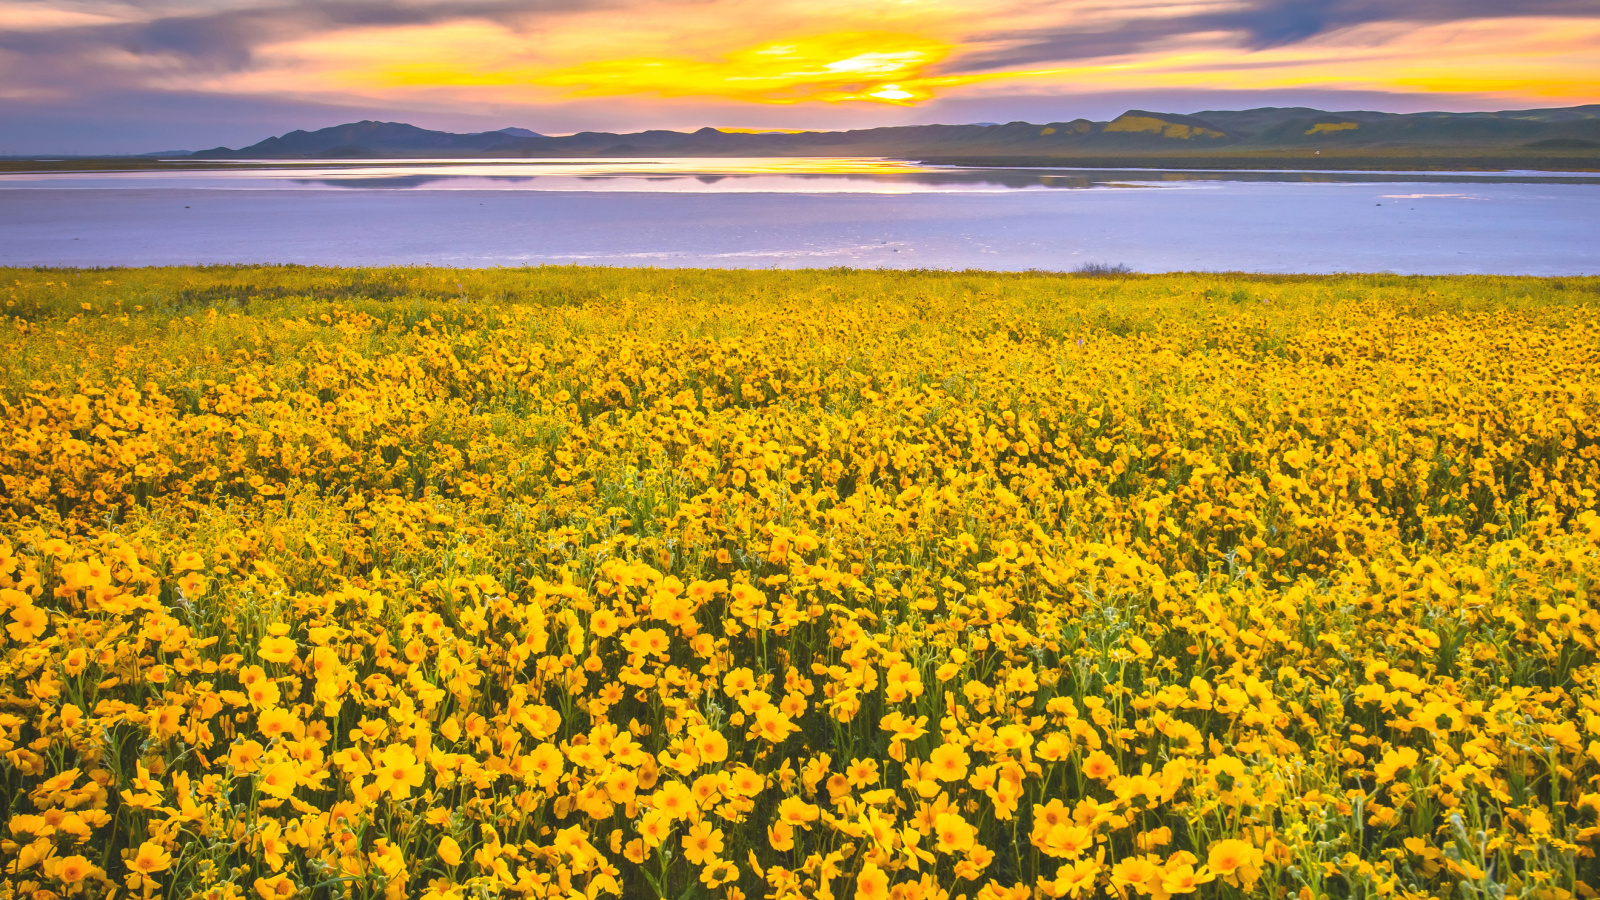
950 0 1600 72
0 0 610 78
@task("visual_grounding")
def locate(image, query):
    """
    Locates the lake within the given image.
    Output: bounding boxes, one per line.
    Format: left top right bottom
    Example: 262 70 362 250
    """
1 158 1596 273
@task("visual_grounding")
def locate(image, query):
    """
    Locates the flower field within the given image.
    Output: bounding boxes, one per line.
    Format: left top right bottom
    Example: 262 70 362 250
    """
3 265 1600 900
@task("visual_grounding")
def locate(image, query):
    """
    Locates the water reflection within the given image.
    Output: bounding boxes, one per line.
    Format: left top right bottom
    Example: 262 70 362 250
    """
282 167 1600 192
3 157 1597 192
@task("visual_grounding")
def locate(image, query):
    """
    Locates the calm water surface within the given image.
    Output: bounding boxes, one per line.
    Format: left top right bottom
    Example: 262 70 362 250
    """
1 158 1595 273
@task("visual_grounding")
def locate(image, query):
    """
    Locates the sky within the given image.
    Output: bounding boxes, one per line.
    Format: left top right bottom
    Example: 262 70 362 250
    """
2 0 1599 154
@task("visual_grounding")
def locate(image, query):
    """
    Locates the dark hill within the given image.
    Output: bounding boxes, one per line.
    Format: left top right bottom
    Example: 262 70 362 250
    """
182 105 1600 169
190 120 529 159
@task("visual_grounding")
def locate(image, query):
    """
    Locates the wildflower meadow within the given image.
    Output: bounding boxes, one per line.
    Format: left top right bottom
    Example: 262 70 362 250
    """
2 266 1599 900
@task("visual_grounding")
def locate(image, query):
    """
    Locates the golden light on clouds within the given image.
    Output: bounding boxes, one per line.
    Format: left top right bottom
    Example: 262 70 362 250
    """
373 32 1001 106
1093 17 1600 101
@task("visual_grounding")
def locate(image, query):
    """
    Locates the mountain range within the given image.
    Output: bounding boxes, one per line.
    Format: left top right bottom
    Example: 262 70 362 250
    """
183 105 1600 166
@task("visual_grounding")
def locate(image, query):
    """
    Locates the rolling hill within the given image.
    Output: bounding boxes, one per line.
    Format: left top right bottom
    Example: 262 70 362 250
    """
181 105 1600 168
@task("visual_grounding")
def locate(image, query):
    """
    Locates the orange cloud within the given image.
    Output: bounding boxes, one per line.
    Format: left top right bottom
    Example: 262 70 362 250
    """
928 16 1600 104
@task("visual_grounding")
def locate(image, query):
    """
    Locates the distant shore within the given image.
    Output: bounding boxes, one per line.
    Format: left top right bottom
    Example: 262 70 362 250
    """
916 154 1600 172
3 153 1597 174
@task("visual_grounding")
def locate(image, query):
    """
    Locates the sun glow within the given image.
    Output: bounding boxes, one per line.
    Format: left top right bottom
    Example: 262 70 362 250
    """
373 31 1000 105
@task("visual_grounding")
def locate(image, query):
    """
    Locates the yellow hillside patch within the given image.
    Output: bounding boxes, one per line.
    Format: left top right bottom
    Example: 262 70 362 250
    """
1105 115 1224 139
1105 114 1168 133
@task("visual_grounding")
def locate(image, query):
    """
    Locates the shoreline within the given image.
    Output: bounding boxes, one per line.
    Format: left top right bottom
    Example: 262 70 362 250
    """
4 152 1598 175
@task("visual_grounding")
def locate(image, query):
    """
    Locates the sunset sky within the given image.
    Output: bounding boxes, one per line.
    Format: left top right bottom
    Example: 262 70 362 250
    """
3 0 1599 153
